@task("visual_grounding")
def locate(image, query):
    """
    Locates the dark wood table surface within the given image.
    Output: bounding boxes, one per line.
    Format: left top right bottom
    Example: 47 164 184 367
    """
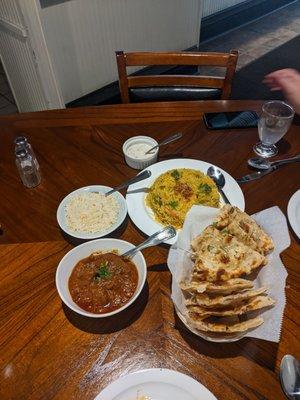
0 100 299 400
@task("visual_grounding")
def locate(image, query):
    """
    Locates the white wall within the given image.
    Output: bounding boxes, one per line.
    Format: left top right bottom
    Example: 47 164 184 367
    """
40 0 202 104
202 0 247 17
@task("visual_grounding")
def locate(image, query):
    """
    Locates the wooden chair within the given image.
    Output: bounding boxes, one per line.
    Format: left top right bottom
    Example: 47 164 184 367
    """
116 50 238 104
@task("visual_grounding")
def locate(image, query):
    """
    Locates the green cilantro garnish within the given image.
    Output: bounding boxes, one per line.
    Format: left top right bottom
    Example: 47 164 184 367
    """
168 200 178 209
171 170 180 180
198 183 212 194
94 261 111 282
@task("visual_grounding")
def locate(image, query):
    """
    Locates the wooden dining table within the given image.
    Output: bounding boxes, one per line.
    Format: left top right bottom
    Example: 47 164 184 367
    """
0 100 299 400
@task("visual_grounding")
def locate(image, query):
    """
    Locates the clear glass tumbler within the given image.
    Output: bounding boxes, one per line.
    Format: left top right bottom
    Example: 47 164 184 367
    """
254 100 295 158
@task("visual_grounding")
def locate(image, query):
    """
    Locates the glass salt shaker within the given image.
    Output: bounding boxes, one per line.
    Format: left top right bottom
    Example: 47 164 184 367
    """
15 148 41 188
14 136 39 169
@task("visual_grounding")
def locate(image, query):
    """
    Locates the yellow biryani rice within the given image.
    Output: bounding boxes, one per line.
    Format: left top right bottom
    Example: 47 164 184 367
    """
145 168 220 229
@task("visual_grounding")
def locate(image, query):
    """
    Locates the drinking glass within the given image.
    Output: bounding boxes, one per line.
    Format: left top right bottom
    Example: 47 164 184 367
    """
254 100 294 158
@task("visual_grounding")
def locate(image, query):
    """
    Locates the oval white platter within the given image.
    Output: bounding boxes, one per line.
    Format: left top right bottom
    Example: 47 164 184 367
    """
126 158 245 245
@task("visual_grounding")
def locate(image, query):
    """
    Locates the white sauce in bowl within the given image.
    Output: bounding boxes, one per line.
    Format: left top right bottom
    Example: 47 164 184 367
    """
126 143 155 159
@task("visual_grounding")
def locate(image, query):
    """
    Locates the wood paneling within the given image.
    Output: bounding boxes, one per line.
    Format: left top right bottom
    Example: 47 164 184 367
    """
1 239 297 399
0 100 299 399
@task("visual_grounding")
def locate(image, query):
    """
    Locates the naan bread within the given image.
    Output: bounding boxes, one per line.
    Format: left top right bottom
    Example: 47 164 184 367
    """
188 315 263 333
186 287 267 308
192 226 266 282
180 206 276 337
213 205 274 255
181 278 254 295
187 295 275 318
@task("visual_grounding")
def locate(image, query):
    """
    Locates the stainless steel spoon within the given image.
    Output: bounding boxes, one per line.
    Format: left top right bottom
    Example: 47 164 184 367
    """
207 166 231 204
280 354 300 399
105 170 151 196
248 154 300 170
122 226 176 258
145 132 182 154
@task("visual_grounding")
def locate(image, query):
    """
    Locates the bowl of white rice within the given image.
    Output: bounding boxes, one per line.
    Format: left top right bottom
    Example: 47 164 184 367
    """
57 185 127 239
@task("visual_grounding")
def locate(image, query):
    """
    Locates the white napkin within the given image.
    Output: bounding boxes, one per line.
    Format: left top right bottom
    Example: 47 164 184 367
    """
167 205 290 342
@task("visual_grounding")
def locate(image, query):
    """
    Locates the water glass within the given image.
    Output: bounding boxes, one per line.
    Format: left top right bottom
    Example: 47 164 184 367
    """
254 100 294 158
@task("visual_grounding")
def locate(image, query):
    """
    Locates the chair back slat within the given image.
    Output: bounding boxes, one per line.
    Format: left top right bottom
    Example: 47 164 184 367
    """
116 50 238 104
124 52 232 67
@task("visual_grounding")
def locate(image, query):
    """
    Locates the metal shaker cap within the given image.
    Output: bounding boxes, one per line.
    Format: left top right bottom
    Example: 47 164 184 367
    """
15 148 28 158
14 136 28 146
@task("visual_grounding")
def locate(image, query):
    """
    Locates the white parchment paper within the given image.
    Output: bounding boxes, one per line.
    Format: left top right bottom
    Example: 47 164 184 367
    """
167 205 290 342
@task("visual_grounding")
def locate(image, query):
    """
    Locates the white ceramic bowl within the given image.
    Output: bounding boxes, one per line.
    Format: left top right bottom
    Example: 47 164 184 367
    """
56 238 147 318
123 135 158 169
57 185 127 240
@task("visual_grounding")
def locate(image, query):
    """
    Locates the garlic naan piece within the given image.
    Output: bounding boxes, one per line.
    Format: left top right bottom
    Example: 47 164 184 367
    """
186 287 268 308
181 278 254 295
213 205 274 255
188 295 275 318
188 315 263 333
192 226 266 282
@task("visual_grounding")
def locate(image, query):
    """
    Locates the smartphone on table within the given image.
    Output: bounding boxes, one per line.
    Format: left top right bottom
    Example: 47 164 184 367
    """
203 111 259 130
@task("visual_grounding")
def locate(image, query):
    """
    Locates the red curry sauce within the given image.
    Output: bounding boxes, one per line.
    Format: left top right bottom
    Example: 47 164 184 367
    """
69 252 138 313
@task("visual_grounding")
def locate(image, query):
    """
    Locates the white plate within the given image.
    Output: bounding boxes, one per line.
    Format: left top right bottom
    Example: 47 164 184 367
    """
95 368 217 400
287 189 300 239
57 185 127 240
126 159 245 244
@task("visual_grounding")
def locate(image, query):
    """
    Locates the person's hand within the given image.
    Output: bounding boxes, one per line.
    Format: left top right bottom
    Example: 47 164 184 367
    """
264 69 300 114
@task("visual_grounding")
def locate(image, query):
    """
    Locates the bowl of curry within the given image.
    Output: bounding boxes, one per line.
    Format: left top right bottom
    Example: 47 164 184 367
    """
56 238 147 318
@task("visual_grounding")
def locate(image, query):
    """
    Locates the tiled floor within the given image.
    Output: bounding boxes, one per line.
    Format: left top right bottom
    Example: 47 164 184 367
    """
198 1 300 71
0 0 299 115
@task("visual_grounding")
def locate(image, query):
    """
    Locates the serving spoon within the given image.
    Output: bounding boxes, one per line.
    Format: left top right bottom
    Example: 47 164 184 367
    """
104 170 151 196
207 166 231 205
248 154 300 170
145 132 182 154
122 226 176 258
280 355 300 399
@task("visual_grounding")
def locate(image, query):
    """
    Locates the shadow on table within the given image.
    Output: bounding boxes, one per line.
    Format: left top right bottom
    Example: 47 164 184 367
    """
174 313 279 372
277 138 291 155
60 215 130 246
62 281 149 334
148 263 169 272
287 219 300 245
